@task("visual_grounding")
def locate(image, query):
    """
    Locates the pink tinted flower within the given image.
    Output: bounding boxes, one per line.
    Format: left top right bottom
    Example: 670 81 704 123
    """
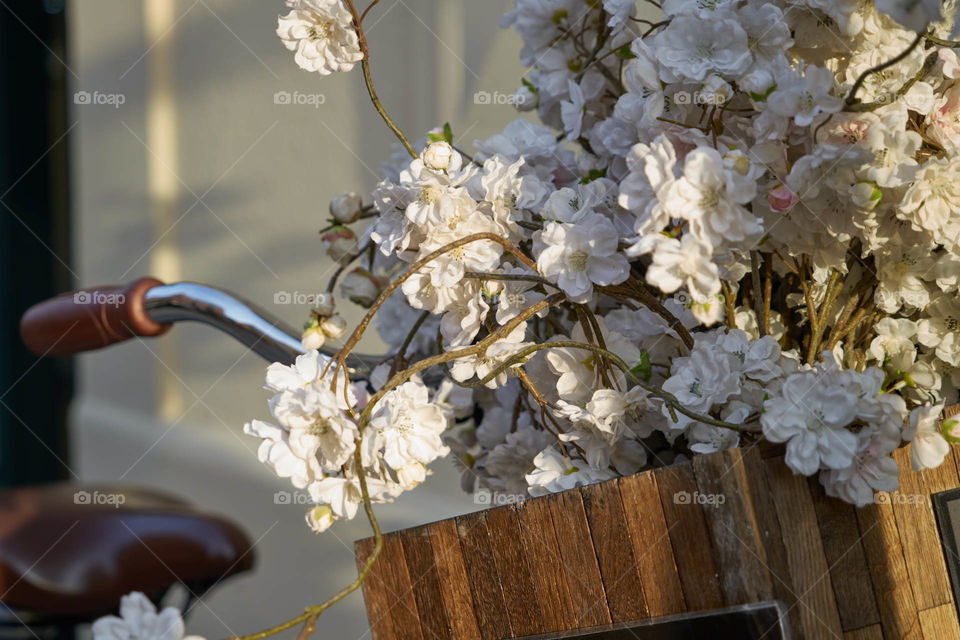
767 185 798 213
940 48 960 80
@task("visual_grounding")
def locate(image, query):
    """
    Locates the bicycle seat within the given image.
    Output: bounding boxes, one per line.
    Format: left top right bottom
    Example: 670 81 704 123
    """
0 483 254 619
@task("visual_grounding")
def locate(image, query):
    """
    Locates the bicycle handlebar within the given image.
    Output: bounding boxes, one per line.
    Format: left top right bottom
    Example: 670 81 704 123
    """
20 277 171 356
20 278 378 374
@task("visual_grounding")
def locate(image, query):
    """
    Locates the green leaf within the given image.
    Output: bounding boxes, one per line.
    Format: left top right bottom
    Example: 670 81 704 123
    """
943 418 960 444
580 167 607 183
521 77 539 95
615 44 635 60
749 82 777 102
427 123 454 144
630 350 652 383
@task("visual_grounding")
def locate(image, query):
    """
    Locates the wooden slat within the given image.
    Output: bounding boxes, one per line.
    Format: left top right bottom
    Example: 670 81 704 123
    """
355 537 396 640
401 526 452 640
891 447 954 610
740 450 798 630
424 519 481 640
580 480 648 621
843 624 884 640
515 495 577 632
857 497 923 639
484 506 545 637
764 456 843 640
378 534 425 640
543 489 611 628
654 462 723 611
455 512 513 640
810 481 880 632
691 448 774 604
618 471 686 616
919 603 960 639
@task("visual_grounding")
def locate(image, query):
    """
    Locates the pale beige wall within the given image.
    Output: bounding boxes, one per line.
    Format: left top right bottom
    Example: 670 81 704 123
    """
67 1 525 637
70 0 527 425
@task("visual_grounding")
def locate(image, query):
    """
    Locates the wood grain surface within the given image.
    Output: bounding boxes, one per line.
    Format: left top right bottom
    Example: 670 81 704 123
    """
354 445 960 640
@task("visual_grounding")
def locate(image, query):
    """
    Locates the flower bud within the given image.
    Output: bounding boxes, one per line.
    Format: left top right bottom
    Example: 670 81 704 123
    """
423 141 455 171
701 74 733 105
740 68 774 100
330 192 363 223
513 86 537 112
301 322 326 350
321 314 347 340
305 505 334 533
340 267 385 307
942 418 960 444
850 181 881 211
322 226 357 262
311 292 336 317
767 185 798 213
723 149 751 176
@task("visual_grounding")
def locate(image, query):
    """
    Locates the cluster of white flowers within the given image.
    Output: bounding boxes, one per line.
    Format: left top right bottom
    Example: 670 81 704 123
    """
93 592 203 640
252 0 960 529
244 351 453 531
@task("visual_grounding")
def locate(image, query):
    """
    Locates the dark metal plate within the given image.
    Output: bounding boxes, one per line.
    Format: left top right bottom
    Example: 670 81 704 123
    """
512 601 790 639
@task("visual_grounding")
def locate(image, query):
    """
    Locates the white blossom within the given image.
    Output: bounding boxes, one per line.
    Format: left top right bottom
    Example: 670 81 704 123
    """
766 65 842 127
761 370 859 475
93 593 203 640
652 15 752 82
277 0 363 75
525 448 616 496
535 213 629 303
905 403 950 471
368 378 451 471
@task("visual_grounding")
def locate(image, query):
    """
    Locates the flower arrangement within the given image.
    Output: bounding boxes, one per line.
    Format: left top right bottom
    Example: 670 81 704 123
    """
96 0 960 638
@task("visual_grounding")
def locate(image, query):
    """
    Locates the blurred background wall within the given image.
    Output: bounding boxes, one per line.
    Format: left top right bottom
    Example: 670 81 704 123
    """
66 1 525 636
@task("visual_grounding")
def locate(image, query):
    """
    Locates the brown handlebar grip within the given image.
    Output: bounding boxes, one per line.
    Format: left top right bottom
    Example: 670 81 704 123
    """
20 277 171 356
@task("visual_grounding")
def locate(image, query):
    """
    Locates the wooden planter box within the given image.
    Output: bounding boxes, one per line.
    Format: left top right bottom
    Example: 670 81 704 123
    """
356 438 960 639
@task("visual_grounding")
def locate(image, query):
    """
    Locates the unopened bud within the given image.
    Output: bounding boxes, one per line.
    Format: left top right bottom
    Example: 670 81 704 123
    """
305 505 334 533
321 314 347 340
850 181 881 211
767 185 798 213
330 192 363 223
301 322 326 350
422 141 455 171
322 226 358 262
311 292 336 317
340 267 385 307
942 418 960 444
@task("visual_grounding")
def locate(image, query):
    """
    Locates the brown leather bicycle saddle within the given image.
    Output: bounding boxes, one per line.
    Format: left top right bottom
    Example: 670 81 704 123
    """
0 483 254 618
